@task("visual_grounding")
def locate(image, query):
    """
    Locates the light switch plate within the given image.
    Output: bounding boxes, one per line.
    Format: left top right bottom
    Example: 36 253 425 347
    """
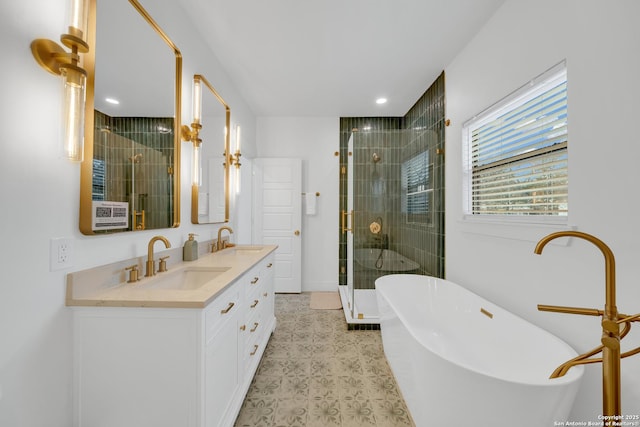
50 237 74 271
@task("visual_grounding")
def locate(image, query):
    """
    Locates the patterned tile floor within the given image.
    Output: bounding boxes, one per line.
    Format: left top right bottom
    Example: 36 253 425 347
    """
234 293 415 427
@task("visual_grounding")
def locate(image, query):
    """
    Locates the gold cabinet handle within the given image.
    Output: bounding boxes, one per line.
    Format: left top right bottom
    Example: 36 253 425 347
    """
263 292 268 297
267 263 273 268
250 345 259 356
220 302 235 314
250 322 259 332
240 324 246 331
251 277 259 284
294 230 300 236
250 300 259 308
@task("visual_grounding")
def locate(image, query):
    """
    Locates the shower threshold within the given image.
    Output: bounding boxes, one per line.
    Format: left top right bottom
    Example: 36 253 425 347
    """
338 286 380 325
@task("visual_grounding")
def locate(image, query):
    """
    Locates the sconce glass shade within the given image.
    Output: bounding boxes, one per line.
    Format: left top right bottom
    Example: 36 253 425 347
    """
234 164 241 194
192 143 201 186
193 79 202 124
233 124 241 193
61 64 86 161
69 0 89 37
235 125 241 152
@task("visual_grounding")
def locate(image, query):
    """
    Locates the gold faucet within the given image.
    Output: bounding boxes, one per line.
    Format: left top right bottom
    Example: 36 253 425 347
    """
216 226 234 251
146 235 171 277
534 231 640 418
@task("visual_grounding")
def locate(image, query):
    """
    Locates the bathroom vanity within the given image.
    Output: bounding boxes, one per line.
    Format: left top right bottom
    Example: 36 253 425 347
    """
66 245 277 427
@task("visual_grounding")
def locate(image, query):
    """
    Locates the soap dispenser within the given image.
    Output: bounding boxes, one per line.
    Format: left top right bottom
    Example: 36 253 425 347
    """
183 233 199 261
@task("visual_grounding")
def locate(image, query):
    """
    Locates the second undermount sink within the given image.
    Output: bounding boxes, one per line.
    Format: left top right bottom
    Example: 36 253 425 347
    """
230 245 264 255
135 266 231 291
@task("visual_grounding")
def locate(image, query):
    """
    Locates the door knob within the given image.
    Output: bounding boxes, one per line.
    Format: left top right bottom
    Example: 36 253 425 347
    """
294 230 300 236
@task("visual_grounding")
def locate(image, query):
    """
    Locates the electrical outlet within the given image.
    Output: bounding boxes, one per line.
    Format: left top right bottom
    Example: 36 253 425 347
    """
50 238 74 271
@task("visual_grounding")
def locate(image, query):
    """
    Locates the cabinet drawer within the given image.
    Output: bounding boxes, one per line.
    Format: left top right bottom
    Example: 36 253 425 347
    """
205 284 240 339
244 332 263 372
243 308 263 343
245 269 262 300
261 258 275 279
245 257 274 297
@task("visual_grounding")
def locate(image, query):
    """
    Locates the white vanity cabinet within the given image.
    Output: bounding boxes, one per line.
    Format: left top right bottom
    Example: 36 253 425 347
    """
71 252 276 427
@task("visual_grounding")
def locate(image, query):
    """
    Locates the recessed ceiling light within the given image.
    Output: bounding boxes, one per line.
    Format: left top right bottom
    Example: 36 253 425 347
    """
376 98 387 105
105 97 120 105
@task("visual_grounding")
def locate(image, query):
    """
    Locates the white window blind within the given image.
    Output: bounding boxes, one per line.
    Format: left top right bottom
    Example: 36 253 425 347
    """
402 150 432 224
463 62 568 218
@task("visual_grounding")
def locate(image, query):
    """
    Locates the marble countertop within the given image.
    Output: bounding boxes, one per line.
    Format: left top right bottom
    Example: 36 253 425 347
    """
66 245 277 309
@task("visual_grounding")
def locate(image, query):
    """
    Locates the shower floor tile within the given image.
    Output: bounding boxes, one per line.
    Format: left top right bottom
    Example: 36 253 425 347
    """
234 293 415 427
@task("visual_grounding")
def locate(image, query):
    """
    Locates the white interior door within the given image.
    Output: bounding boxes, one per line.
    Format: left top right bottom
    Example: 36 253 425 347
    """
253 158 302 293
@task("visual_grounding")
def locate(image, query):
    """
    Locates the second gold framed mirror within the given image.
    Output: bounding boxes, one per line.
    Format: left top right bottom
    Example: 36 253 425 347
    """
182 74 231 224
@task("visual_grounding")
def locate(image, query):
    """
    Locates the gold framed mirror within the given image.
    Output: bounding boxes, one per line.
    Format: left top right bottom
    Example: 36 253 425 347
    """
183 75 230 224
79 0 182 234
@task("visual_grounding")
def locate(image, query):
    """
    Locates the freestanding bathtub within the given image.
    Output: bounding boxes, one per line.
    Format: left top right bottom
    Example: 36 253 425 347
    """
376 274 584 427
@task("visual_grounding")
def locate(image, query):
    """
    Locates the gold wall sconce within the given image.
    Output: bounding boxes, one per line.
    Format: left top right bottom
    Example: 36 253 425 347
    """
182 74 232 186
230 125 242 169
31 0 89 161
182 76 204 186
230 125 242 193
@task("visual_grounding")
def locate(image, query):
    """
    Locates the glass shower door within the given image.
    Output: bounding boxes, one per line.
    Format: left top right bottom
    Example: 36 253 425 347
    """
345 133 355 320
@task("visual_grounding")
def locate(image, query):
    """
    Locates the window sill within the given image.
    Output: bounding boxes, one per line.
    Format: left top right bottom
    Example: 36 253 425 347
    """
458 215 577 245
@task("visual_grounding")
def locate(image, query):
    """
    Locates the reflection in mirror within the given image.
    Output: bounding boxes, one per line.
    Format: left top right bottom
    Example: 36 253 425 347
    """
182 75 230 224
79 0 182 234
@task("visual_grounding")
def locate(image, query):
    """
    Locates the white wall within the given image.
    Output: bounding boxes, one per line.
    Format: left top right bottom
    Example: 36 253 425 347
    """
256 117 340 292
0 0 256 425
446 0 640 421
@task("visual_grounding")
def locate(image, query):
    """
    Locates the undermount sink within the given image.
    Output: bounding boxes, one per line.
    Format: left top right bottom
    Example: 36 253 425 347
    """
230 246 264 255
134 266 231 291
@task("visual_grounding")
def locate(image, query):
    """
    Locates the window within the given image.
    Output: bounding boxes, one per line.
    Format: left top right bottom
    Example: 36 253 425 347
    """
462 62 568 221
402 150 433 224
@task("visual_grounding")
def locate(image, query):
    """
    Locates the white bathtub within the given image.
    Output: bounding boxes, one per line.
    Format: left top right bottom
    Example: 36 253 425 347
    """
376 274 583 427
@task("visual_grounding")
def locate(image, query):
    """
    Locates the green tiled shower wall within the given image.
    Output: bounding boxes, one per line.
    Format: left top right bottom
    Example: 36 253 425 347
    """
93 111 176 230
339 72 445 288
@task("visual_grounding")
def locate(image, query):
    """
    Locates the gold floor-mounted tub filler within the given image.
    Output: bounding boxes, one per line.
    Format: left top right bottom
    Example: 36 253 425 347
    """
534 231 640 419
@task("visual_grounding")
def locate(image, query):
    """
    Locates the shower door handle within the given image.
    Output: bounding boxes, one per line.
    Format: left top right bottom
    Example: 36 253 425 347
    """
341 210 354 234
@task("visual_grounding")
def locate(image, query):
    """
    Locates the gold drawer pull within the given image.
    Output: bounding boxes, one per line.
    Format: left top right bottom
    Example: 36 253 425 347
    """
251 299 259 308
220 302 235 314
267 263 273 268
251 277 259 284
240 324 246 331
250 322 259 332
263 292 268 297
250 345 259 356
